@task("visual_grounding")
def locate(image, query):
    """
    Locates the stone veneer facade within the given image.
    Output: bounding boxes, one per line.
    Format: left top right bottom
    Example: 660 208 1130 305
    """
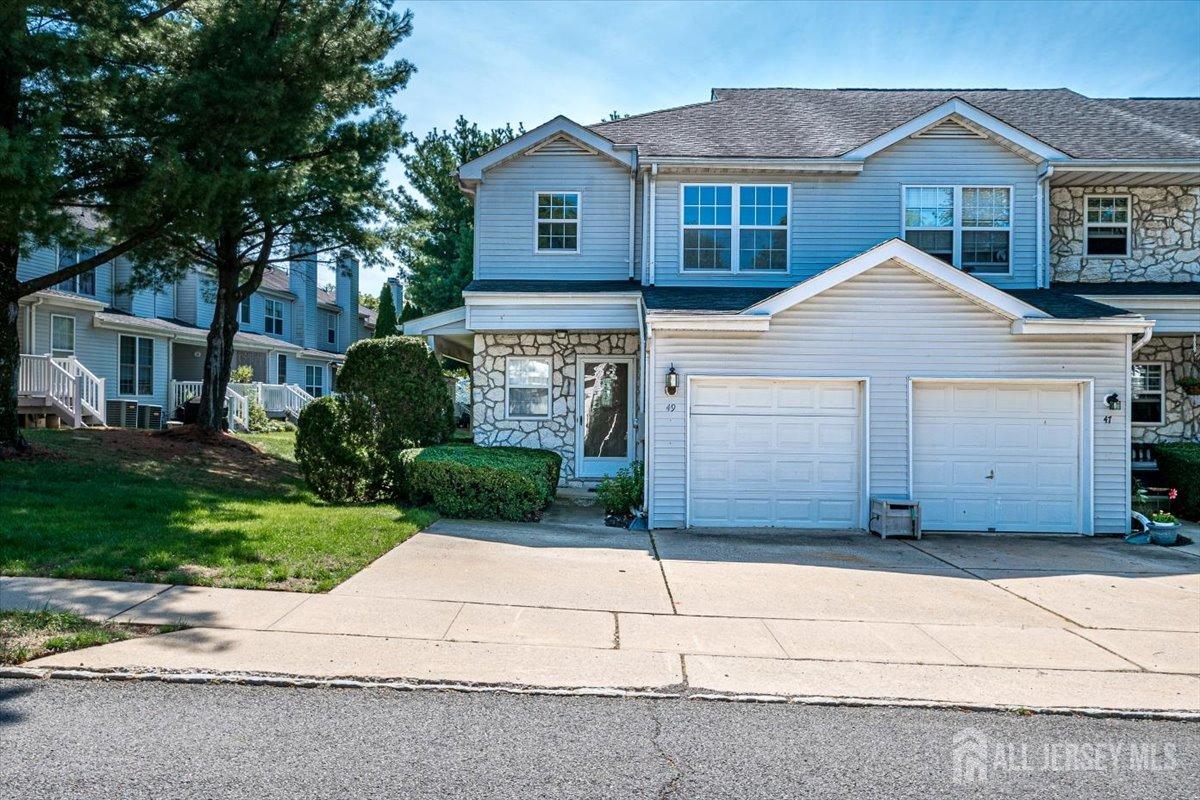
1050 186 1198 283
472 331 640 486
1133 335 1200 445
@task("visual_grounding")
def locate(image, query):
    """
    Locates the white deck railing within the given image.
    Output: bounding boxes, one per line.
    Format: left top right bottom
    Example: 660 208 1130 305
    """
170 380 247 431
18 353 105 427
170 380 311 431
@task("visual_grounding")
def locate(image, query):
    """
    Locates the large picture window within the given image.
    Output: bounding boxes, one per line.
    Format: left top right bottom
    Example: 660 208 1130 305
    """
535 192 579 252
1085 195 1131 257
682 184 789 272
1131 363 1164 425
506 357 551 419
119 335 154 396
264 298 284 335
50 315 75 357
904 186 1011 274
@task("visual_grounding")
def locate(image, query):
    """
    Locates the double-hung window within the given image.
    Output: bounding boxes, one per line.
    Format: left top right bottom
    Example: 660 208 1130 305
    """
56 249 96 295
327 316 337 346
1085 195 1131 257
119 335 154 396
1131 363 1165 425
506 357 550 419
304 365 325 398
535 192 579 253
240 298 252 324
50 315 75 358
264 298 284 335
682 184 789 272
904 186 1011 274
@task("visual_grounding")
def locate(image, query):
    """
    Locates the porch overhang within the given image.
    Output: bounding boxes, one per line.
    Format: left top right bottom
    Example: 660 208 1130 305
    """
1045 159 1200 187
402 306 473 365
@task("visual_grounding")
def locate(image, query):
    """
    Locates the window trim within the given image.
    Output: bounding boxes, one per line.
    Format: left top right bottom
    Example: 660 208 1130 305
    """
327 315 337 346
504 356 552 420
50 314 75 357
117 334 155 397
240 298 252 324
1131 361 1165 427
263 298 284 335
1084 194 1132 259
532 190 582 255
901 184 1014 276
304 364 325 398
276 353 287 384
679 182 791 274
55 247 97 296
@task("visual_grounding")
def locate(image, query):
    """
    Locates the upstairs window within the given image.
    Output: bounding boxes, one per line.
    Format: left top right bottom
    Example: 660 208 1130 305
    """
327 316 337 346
56 249 97 296
682 184 789 272
1131 363 1164 425
264 298 284 335
535 192 579 252
240 299 251 324
1085 195 1131 257
904 186 1011 274
51 315 75 357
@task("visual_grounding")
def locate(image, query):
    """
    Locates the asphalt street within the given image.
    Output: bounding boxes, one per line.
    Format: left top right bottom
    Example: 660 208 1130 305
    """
1 678 1196 799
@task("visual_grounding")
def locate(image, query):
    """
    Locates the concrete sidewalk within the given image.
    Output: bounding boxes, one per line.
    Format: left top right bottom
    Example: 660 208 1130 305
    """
3 522 1199 714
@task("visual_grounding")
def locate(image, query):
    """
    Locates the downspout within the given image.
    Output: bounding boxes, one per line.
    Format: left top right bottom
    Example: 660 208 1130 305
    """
637 296 650 524
1132 325 1153 353
648 163 658 285
640 169 650 284
1036 163 1054 289
26 298 42 354
627 171 636 279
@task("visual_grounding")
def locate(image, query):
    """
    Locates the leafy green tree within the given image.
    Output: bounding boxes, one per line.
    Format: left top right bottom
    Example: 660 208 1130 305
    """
373 282 397 337
0 2 180 451
397 117 520 315
398 301 423 325
127 0 413 432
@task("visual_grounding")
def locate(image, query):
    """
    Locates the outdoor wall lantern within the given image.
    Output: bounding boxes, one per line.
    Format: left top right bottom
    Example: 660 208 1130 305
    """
1105 393 1122 411
665 365 679 396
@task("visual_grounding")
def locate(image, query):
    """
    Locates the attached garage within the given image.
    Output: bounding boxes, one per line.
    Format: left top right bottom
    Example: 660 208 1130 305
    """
687 378 864 528
912 381 1085 534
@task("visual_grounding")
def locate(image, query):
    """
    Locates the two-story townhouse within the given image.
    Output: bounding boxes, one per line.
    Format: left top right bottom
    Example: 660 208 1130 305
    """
17 248 376 429
407 88 1199 536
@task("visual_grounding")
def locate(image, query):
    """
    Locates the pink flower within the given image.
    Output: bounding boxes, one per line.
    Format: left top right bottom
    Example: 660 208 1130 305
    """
1169 488 1178 501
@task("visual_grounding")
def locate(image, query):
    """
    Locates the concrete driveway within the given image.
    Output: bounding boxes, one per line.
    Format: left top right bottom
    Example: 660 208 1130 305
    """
12 516 1200 713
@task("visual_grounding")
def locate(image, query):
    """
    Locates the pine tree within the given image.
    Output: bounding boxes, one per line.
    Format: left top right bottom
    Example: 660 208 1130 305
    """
374 283 398 337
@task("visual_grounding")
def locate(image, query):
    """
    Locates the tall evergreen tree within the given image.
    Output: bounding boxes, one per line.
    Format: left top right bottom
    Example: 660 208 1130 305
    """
397 117 519 315
0 2 180 452
126 0 412 432
374 282 397 337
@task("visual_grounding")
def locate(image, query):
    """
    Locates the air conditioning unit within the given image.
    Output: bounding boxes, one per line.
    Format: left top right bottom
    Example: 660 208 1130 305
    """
137 404 164 430
106 400 139 428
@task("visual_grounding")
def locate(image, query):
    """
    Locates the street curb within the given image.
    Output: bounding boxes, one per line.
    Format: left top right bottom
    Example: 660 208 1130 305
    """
3 665 1198 722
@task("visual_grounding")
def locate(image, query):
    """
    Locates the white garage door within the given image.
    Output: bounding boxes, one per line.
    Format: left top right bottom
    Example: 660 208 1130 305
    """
913 382 1081 533
688 379 862 528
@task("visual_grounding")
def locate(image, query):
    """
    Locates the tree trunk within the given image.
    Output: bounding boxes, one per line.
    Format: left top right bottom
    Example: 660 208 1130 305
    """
196 252 242 432
0 238 25 452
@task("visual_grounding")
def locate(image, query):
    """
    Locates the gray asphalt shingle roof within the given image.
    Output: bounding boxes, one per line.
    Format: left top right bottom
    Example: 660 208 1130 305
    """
1006 289 1133 319
590 89 1200 159
1051 281 1200 296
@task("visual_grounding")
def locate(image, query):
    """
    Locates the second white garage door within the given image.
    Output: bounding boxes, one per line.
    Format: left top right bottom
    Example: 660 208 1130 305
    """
912 381 1082 533
688 378 862 528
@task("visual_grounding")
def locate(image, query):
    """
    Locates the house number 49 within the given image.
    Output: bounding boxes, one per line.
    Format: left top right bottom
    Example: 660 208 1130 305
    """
666 403 677 413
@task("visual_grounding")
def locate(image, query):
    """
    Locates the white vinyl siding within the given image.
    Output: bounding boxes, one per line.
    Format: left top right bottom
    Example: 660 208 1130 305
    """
650 135 1039 289
50 314 75 357
647 263 1127 534
467 302 639 331
475 149 632 280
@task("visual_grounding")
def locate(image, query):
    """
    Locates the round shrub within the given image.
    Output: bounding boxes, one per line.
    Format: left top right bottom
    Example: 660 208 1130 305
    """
295 395 379 503
336 336 454 487
399 445 562 521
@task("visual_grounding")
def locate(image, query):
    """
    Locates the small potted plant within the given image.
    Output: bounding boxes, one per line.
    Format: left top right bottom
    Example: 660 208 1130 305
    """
1178 375 1200 397
1150 509 1179 545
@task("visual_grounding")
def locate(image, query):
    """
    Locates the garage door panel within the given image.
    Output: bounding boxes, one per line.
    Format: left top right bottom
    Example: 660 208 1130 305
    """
914 382 1080 534
688 379 861 529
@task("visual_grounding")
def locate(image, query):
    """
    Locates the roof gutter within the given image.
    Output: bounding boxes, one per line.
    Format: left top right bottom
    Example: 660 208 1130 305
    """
648 156 863 173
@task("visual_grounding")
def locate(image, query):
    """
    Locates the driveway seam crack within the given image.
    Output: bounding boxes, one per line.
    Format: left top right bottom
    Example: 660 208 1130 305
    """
105 584 177 622
648 532 679 615
1062 627 1149 671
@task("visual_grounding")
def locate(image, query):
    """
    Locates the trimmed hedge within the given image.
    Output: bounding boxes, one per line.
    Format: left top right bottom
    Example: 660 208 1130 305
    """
1156 442 1200 521
295 395 380 503
399 445 562 521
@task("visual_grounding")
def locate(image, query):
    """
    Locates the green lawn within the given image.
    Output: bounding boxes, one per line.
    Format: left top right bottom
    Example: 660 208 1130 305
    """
0 429 436 592
0 609 181 665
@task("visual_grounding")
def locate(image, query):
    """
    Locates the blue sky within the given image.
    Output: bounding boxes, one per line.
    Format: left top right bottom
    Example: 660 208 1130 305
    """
356 0 1200 296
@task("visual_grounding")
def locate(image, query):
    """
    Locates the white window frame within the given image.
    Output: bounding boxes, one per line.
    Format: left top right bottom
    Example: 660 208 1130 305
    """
327 315 337 346
1131 361 1165 427
55 248 97 296
50 314 75 357
117 334 154 397
533 190 581 255
505 356 552 420
304 364 325 397
1084 194 1132 258
239 298 252 324
276 353 287 384
679 183 791 274
264 298 284 335
901 185 1013 275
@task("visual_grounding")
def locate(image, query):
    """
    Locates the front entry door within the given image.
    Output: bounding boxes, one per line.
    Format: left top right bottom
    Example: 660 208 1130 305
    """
577 357 636 479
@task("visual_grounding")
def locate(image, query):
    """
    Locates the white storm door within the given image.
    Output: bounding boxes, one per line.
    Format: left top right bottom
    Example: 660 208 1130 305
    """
577 357 636 479
688 379 862 528
912 381 1081 533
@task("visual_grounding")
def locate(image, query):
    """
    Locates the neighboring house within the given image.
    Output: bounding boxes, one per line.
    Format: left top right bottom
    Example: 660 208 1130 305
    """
407 88 1199 536
17 249 376 429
